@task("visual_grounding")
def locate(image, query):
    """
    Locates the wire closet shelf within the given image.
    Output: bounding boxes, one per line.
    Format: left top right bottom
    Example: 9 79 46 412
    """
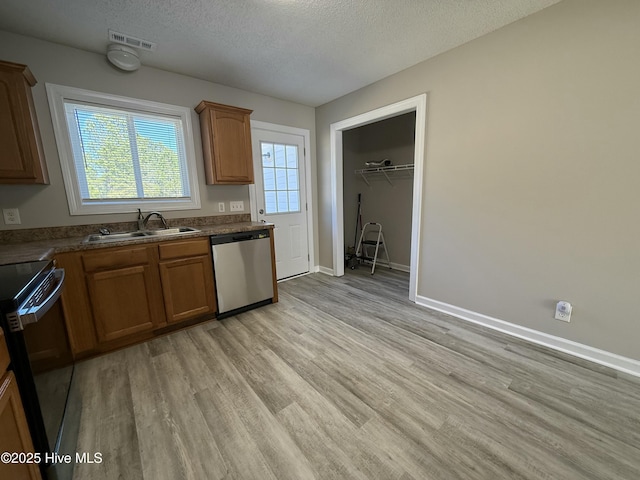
354 163 414 186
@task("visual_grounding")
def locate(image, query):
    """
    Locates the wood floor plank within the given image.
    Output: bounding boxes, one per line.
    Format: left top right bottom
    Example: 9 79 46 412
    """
73 352 143 480
150 351 228 480
194 386 278 480
125 343 192 480
276 402 370 480
188 325 317 480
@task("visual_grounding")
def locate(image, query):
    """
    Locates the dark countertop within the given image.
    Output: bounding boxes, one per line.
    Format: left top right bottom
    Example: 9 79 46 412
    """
0 221 272 266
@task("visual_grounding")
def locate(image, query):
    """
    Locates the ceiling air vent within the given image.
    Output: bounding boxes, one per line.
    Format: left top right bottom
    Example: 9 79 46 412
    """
108 29 157 52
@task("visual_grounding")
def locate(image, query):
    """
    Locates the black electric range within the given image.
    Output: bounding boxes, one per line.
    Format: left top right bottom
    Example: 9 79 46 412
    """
0 259 78 480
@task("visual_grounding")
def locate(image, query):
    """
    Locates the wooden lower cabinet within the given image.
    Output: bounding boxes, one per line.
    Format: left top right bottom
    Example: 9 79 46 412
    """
86 264 164 342
57 237 217 357
159 255 216 324
0 372 42 480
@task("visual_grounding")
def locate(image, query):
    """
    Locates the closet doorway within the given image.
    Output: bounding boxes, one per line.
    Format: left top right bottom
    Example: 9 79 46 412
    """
343 111 415 274
330 94 427 301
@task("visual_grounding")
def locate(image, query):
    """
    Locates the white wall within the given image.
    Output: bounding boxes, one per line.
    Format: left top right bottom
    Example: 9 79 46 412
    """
316 0 640 361
0 30 316 232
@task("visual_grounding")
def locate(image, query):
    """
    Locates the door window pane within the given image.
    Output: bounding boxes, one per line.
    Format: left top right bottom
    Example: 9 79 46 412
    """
263 168 276 190
275 168 287 190
262 143 274 167
286 145 297 168
261 141 301 214
274 144 286 167
265 191 277 214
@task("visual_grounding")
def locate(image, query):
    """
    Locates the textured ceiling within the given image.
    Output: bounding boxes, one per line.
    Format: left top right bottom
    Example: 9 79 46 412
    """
0 0 561 106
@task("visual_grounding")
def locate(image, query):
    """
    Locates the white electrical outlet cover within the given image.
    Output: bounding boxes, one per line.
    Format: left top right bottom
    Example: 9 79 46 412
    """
555 301 572 322
3 208 21 225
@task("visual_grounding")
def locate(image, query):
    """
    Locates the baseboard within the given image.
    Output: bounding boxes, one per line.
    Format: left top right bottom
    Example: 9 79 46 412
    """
359 260 411 273
415 295 640 378
318 266 335 276
390 262 410 273
277 271 313 283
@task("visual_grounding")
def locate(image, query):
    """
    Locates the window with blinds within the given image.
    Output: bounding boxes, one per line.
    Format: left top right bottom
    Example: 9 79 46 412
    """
46 84 200 215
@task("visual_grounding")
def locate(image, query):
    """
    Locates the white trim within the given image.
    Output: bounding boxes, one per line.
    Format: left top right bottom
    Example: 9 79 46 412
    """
318 266 335 276
357 260 410 273
250 121 315 274
277 271 313 283
416 295 640 378
330 94 427 302
45 83 200 215
390 263 411 273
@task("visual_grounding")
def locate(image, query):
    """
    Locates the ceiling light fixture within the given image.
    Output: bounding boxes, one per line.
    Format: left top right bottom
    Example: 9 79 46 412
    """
106 44 141 71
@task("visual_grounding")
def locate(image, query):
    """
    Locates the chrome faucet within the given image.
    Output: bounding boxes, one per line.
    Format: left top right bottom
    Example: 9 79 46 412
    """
141 211 168 230
137 208 144 230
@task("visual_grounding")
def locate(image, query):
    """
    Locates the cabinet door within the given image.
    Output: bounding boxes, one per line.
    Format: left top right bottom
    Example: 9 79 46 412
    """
0 372 42 480
196 101 254 185
86 265 162 343
159 255 216 323
0 60 48 184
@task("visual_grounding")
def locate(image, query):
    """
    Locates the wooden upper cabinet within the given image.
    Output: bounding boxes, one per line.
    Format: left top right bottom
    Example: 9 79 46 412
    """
195 101 254 185
0 60 48 184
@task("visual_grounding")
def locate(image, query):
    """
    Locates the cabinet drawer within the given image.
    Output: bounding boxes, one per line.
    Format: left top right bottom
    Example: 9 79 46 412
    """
83 246 150 272
0 329 9 372
158 238 210 260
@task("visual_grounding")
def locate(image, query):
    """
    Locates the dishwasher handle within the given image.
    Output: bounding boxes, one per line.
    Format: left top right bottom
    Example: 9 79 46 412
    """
210 229 271 245
232 234 256 242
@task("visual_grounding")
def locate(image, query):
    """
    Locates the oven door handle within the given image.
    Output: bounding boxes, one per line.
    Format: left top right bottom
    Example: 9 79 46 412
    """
17 268 66 327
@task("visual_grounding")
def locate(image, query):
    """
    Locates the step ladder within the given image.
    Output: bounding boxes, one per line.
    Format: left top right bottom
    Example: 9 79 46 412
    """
355 222 391 275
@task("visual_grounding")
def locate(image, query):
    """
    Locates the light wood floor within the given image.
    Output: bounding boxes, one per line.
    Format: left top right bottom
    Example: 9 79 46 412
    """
71 269 640 480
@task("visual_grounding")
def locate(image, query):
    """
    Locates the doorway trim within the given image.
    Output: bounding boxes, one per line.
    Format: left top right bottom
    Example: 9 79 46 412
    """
330 94 427 301
249 120 315 274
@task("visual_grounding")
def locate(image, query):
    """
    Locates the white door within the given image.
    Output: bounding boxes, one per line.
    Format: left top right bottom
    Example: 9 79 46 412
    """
252 129 309 280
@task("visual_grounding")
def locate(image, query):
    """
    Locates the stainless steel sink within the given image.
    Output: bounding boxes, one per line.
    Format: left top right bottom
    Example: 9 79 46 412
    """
146 227 198 236
84 226 200 243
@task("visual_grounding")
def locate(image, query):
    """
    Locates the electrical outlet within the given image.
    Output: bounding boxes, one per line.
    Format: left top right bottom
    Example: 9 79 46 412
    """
230 201 244 212
555 301 572 322
218 202 225 213
3 208 21 225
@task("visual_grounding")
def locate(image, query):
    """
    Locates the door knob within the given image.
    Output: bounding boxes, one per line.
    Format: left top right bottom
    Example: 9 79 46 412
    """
259 209 264 214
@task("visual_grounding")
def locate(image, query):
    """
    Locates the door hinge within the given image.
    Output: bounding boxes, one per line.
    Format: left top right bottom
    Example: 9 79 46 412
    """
305 203 308 211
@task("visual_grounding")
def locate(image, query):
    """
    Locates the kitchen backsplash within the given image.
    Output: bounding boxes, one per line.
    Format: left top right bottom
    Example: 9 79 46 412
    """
0 214 251 244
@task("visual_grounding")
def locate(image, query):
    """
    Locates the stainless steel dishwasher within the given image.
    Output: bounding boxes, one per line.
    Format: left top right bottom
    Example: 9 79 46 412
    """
210 229 274 318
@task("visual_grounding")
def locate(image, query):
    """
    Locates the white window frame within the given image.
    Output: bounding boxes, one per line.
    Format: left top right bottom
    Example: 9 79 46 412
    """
46 83 201 215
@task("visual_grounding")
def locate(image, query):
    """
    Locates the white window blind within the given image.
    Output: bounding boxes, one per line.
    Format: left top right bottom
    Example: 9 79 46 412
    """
64 102 190 201
46 84 200 215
